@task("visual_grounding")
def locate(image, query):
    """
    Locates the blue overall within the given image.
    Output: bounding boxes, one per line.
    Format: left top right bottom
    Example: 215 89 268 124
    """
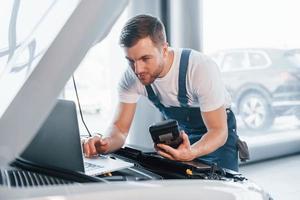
146 49 239 171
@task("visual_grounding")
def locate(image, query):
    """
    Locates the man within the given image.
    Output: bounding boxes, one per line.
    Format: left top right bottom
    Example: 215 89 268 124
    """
83 14 239 171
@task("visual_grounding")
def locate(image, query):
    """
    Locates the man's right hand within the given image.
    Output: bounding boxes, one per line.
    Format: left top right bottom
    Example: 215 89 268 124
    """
82 135 110 157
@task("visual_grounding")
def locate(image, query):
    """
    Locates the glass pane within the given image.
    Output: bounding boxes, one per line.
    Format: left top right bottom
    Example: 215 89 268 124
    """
285 49 300 67
248 52 268 67
204 0 300 136
62 8 129 136
222 52 247 71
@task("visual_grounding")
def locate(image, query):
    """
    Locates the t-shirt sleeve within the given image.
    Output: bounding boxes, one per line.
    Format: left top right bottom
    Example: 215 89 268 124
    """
191 54 227 112
118 68 141 103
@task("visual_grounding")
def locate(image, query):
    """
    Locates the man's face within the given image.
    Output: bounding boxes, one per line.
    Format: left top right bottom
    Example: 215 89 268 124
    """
124 37 167 85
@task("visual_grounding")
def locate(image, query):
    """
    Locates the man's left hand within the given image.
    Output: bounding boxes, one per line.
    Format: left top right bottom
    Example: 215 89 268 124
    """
154 131 197 161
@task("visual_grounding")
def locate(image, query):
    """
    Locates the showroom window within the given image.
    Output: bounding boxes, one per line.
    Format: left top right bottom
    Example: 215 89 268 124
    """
203 0 300 161
63 7 129 135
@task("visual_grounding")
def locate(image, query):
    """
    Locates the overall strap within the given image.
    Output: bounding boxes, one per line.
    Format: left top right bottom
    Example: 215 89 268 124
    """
145 85 165 112
178 49 192 107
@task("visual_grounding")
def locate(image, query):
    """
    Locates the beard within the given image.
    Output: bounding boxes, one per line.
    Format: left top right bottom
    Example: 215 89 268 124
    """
137 63 164 85
138 73 156 85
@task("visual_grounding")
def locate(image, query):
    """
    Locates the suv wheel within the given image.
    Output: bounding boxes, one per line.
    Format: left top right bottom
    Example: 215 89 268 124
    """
238 92 274 131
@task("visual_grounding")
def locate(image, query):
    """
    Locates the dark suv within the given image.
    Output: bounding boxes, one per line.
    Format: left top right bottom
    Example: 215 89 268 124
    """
211 48 300 131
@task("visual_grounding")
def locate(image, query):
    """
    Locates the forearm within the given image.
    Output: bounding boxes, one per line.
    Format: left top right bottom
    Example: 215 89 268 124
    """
104 124 128 153
191 129 228 158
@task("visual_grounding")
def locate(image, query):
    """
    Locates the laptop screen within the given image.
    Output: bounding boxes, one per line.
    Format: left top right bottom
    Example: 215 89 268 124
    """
20 100 85 172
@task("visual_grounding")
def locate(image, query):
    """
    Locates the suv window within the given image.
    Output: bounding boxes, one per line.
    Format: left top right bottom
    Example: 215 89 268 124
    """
285 50 300 68
221 52 247 71
249 52 268 68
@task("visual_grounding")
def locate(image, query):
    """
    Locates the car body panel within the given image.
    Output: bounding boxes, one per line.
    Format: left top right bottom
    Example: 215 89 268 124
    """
0 180 270 200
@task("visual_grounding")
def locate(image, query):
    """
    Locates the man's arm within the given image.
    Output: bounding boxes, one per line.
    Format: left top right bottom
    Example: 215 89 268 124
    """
105 102 137 152
83 102 136 157
190 106 228 157
156 106 228 161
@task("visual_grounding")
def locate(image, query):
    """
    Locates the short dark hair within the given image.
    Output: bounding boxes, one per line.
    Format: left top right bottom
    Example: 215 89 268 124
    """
119 14 166 48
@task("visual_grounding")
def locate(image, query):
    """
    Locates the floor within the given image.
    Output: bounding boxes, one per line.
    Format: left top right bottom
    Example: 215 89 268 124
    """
240 154 300 200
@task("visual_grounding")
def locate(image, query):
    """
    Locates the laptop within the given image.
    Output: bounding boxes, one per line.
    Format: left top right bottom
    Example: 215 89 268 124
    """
20 99 133 176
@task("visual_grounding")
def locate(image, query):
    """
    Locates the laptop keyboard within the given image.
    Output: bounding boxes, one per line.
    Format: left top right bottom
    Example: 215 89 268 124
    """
84 162 104 171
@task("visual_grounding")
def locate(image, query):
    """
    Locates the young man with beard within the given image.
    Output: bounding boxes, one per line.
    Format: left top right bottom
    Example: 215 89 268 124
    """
82 14 239 171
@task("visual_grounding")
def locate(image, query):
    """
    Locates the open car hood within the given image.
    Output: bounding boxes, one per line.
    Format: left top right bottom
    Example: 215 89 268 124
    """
0 0 128 167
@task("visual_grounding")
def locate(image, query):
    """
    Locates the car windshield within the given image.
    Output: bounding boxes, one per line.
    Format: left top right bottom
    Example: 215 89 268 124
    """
284 49 300 68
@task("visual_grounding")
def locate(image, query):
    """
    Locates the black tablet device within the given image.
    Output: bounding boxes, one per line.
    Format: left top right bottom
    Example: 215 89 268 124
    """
149 119 183 149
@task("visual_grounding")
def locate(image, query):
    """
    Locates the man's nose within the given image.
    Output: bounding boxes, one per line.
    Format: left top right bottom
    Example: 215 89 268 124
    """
134 60 145 74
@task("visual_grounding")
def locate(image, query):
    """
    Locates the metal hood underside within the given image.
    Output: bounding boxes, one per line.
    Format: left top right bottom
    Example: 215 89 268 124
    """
0 0 128 167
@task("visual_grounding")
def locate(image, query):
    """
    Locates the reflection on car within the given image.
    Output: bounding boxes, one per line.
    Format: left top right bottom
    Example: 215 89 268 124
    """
211 48 300 131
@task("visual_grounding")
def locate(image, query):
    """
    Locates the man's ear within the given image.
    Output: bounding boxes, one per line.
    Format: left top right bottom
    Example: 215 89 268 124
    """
162 42 169 57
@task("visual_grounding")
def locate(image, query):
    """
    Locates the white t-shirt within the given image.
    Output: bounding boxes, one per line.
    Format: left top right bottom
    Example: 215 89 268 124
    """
118 48 231 112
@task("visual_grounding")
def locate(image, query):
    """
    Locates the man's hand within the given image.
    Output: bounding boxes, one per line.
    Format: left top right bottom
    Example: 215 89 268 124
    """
154 131 197 161
82 134 110 157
